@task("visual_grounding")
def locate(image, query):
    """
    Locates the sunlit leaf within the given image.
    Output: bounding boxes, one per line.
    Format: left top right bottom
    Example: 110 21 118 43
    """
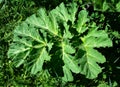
26 8 58 36
81 28 112 48
61 42 79 74
76 10 89 33
31 48 50 74
7 2 113 82
62 65 73 81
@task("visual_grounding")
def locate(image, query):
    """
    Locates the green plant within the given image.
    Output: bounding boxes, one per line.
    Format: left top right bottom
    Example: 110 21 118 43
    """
7 2 112 85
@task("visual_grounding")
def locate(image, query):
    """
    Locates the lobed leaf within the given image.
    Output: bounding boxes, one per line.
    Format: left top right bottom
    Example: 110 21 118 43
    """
78 27 112 79
8 43 31 58
62 65 73 81
68 2 78 24
76 10 89 33
63 23 73 39
14 22 44 43
81 28 112 48
61 42 79 74
8 22 50 73
26 8 58 36
52 3 70 22
31 48 50 74
79 48 105 79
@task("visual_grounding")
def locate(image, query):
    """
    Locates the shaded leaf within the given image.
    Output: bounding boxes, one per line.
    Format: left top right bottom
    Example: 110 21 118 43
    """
116 2 120 12
63 23 73 39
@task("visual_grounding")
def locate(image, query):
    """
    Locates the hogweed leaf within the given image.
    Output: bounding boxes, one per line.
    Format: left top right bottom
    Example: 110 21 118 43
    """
61 42 79 74
68 2 78 24
63 53 79 73
49 11 59 35
14 22 44 43
62 65 73 81
8 43 31 58
63 23 73 39
76 10 89 33
81 28 112 48
52 3 70 22
31 48 50 74
13 36 32 47
78 27 112 79
8 21 50 74
26 8 58 36
79 48 105 79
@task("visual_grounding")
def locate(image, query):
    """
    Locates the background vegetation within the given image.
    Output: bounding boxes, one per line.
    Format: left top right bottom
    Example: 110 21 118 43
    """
0 0 120 86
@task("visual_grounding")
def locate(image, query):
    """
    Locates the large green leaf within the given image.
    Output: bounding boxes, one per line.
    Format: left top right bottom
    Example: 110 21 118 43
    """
52 3 70 22
81 28 112 48
79 47 105 79
78 27 112 79
14 22 44 43
61 41 79 74
68 2 78 24
62 65 73 81
26 8 58 36
8 22 51 74
76 10 89 33
31 47 50 74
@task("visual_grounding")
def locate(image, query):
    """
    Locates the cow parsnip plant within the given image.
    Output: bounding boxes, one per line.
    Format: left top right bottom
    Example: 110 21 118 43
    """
8 2 112 82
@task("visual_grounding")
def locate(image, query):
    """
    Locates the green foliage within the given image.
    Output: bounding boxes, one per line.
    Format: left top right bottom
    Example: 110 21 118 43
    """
1 0 120 86
8 2 112 85
75 0 120 12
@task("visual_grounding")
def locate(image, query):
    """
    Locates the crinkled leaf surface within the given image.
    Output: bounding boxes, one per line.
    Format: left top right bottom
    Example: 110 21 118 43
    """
14 22 44 43
26 8 58 36
31 47 50 74
62 65 73 81
79 48 105 79
68 2 78 24
61 41 79 73
78 27 112 79
63 23 73 39
76 10 89 33
53 2 78 24
7 2 113 81
81 28 112 48
52 3 70 22
58 41 79 81
8 22 51 74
